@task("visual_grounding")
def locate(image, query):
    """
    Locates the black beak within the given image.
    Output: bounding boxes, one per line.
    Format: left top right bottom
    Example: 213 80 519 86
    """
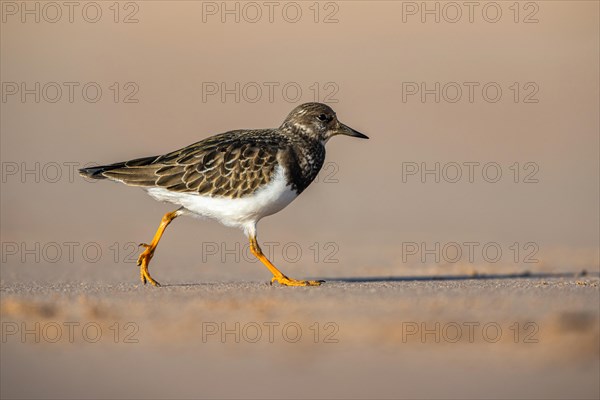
337 123 369 139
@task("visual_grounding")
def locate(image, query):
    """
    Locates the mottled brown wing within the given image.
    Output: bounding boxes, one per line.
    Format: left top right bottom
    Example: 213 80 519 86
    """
100 130 284 198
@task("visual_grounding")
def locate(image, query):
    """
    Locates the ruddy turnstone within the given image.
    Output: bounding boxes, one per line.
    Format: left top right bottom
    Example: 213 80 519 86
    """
79 103 368 287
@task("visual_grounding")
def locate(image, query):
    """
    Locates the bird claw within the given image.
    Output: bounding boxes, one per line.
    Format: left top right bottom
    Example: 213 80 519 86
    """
270 275 323 287
140 271 161 287
137 245 161 287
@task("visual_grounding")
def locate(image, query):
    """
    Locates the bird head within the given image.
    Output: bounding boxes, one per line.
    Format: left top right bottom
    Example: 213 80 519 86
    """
281 103 369 143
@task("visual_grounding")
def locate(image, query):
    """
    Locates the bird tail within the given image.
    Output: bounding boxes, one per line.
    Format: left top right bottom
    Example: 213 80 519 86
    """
78 155 160 184
78 162 127 180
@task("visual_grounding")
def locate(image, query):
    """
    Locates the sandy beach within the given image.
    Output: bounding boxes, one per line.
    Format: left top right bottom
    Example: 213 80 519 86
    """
1 274 599 399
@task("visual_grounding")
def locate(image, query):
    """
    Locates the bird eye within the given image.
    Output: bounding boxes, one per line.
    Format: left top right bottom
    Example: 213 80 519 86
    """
317 114 329 122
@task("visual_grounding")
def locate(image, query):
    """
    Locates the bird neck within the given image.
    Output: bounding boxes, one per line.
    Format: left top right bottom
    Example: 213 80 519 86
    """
285 136 326 195
281 122 321 143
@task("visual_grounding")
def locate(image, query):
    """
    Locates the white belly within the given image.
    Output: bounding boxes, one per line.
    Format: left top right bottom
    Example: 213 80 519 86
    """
145 165 297 235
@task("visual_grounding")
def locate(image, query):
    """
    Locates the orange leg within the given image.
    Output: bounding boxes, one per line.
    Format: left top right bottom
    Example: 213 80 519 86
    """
249 235 323 287
137 209 182 286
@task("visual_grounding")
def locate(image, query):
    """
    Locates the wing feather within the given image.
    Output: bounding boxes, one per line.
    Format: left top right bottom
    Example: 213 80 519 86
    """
96 130 287 198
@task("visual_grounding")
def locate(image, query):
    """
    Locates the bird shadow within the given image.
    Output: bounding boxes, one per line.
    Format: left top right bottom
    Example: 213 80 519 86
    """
316 271 595 283
160 271 595 287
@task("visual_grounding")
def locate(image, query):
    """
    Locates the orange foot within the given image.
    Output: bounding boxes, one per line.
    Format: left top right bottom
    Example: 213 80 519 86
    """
270 275 324 287
137 243 161 287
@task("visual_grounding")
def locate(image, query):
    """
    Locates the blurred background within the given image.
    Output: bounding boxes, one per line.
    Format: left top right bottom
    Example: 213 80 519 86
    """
1 1 598 282
2 1 598 283
1 1 599 399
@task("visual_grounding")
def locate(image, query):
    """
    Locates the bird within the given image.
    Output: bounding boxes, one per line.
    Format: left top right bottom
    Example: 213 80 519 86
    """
79 103 368 287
